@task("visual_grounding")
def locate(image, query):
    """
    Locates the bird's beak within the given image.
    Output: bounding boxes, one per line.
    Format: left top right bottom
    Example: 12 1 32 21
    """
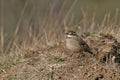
65 32 68 34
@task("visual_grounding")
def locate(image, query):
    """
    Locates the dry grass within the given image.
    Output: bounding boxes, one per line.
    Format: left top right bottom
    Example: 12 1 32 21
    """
1 33 120 80
1 0 120 80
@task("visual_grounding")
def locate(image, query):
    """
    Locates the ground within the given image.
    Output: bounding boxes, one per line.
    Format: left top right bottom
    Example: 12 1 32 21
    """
0 33 120 80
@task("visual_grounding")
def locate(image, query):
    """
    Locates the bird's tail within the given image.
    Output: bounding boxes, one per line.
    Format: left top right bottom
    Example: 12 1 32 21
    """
83 44 93 54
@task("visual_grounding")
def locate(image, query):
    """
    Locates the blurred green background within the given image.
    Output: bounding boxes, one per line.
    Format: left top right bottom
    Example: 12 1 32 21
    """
0 0 120 35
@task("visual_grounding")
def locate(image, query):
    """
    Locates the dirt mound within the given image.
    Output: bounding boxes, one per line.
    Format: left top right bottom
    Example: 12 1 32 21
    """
1 33 120 80
44 33 120 80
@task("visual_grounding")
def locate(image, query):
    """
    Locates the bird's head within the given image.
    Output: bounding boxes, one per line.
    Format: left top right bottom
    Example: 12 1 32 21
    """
65 31 78 38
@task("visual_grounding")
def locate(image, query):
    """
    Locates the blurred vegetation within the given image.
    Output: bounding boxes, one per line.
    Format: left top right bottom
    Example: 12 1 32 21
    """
1 0 120 33
0 0 120 53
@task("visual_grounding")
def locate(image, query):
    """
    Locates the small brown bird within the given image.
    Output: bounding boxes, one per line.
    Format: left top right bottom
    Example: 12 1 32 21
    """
65 31 93 54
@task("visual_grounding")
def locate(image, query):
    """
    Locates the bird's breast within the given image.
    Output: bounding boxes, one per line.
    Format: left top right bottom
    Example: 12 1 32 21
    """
66 38 81 52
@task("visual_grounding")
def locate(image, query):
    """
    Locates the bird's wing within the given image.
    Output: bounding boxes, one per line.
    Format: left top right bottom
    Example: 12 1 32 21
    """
77 36 86 45
78 36 92 50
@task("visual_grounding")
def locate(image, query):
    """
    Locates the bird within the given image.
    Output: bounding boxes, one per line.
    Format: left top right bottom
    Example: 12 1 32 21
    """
65 30 93 54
